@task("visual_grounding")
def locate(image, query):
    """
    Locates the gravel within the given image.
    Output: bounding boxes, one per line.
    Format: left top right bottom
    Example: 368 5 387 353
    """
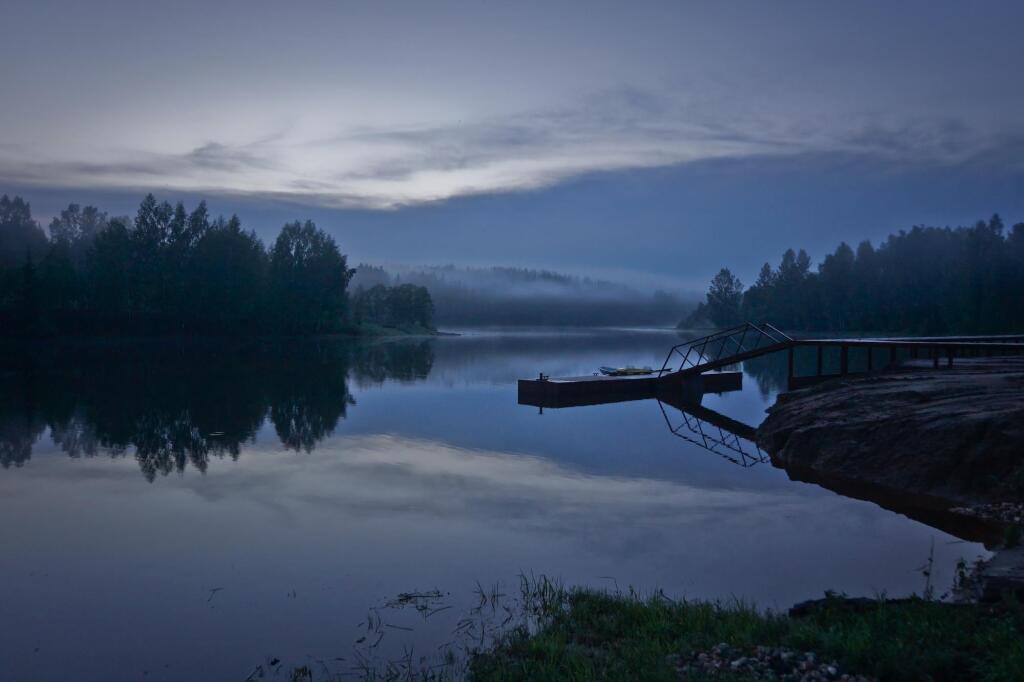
668 643 873 681
950 502 1024 525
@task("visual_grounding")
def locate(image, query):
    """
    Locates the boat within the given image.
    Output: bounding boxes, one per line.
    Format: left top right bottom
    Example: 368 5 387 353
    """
598 366 656 376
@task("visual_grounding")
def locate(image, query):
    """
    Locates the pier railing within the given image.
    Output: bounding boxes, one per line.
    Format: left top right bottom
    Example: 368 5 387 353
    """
658 323 1024 389
659 322 792 376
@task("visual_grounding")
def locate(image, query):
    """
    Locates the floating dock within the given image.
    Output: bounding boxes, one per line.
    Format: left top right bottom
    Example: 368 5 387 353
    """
517 370 742 408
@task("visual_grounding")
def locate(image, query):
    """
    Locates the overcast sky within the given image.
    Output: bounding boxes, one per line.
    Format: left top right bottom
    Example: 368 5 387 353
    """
3 0 1023 289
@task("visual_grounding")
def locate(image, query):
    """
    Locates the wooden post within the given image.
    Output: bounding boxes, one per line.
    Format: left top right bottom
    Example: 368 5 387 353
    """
816 344 823 376
932 348 939 368
840 345 849 376
787 346 794 381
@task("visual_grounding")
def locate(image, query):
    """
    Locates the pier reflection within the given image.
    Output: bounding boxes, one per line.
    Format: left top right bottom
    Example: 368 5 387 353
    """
517 367 767 466
657 399 767 467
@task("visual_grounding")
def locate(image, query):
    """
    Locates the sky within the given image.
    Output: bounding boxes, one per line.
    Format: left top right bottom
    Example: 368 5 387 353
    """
2 0 1024 290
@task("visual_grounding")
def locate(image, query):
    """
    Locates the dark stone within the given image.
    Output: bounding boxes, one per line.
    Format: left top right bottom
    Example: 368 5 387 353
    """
757 357 1024 508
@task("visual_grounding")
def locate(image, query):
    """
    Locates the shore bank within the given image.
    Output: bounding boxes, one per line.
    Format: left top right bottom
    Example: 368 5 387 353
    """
0 324 450 347
757 357 1024 514
352 322 450 337
756 357 1024 602
468 586 1024 681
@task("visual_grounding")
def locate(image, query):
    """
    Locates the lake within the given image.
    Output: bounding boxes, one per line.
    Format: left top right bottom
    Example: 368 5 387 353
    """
0 328 988 680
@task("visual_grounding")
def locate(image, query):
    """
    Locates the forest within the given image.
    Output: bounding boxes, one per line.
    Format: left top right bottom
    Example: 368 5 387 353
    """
685 214 1024 334
0 194 433 335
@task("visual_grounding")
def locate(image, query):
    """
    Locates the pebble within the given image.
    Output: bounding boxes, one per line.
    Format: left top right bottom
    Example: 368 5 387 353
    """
950 502 1024 525
672 643 874 680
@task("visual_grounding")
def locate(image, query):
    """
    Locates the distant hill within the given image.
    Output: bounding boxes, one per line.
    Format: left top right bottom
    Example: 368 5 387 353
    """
350 264 697 327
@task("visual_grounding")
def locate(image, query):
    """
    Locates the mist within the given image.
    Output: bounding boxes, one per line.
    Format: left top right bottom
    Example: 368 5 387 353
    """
350 264 697 327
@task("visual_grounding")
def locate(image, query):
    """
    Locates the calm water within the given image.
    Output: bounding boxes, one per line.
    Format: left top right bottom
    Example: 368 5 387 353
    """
0 329 987 680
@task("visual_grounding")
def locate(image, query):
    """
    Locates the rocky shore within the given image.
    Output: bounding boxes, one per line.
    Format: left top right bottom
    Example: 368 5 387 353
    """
757 356 1024 600
757 357 1024 509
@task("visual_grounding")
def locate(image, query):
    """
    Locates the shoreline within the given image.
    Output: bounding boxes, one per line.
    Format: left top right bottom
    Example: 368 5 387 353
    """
758 357 1024 517
756 357 1024 605
0 325 453 345
464 582 1024 681
411 358 1024 679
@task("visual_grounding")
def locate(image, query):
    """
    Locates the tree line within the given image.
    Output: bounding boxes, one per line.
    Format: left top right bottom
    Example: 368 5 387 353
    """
351 283 435 330
685 214 1024 334
0 194 433 335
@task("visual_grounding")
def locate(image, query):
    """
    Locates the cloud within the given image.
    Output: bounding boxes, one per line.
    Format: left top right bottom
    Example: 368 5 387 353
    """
184 142 275 172
4 433 823 558
0 86 1018 209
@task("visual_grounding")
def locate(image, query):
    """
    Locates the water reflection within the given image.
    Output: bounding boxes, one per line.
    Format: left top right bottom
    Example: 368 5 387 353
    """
0 330 993 682
740 351 791 399
0 339 433 479
658 399 768 467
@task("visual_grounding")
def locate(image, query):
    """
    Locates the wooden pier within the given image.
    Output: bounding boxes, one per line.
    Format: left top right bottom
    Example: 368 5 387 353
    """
661 324 1024 391
517 324 1024 552
517 323 1024 406
784 337 1024 389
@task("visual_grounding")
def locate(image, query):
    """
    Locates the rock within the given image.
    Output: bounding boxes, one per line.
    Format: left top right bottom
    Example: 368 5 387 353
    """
976 546 1024 602
677 643 873 680
757 358 1024 509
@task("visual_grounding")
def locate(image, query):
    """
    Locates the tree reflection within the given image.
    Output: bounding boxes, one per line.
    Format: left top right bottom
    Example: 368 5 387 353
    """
0 364 53 468
0 394 45 469
350 339 435 386
739 351 790 399
268 344 355 453
0 339 433 479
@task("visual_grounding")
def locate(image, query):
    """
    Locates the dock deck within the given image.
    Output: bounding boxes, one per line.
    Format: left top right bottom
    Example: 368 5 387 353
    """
517 370 742 408
519 323 1024 408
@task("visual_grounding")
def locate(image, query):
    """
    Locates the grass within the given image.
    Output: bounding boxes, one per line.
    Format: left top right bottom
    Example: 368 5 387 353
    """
468 584 1024 682
1007 524 1023 548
